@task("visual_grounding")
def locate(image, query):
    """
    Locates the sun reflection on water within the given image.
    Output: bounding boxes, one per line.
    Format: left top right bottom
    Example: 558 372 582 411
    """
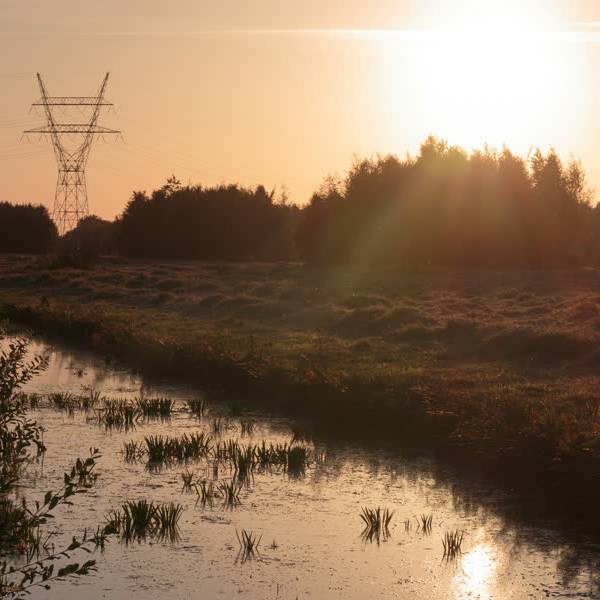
453 543 498 600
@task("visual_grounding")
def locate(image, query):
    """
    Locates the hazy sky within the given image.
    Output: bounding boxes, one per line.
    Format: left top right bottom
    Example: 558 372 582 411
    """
4 0 600 219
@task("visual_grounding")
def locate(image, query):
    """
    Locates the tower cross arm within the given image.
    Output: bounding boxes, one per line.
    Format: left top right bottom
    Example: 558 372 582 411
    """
24 125 121 134
32 97 114 106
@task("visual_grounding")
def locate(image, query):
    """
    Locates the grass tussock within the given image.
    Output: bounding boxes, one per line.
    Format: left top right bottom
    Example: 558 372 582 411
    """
360 507 394 544
136 397 175 418
442 530 465 559
104 500 183 543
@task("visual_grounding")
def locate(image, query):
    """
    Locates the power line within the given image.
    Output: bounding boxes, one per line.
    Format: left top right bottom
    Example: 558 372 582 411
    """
23 73 121 234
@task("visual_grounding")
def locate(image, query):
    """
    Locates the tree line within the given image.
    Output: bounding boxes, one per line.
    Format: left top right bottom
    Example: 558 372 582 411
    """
5 136 600 267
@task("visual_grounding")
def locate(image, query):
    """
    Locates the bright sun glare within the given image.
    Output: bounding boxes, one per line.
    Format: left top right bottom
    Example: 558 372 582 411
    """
378 1 578 153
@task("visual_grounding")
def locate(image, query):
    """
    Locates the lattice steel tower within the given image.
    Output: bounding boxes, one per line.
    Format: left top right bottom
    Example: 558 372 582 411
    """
24 73 120 235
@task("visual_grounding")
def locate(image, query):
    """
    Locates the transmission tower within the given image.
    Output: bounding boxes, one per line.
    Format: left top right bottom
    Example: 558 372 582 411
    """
24 73 120 235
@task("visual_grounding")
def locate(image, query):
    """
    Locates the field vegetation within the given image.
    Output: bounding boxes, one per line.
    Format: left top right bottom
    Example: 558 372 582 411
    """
0 255 599 529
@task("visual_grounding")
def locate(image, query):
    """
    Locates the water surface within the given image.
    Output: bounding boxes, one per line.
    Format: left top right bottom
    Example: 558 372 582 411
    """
8 336 599 599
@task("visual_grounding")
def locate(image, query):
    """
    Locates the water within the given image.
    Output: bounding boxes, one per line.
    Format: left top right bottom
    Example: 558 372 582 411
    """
6 336 599 599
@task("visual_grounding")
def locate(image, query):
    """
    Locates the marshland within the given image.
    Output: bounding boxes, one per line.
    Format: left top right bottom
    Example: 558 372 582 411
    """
0 331 598 599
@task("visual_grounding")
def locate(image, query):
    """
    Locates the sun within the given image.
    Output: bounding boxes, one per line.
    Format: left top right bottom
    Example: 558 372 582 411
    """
375 2 581 155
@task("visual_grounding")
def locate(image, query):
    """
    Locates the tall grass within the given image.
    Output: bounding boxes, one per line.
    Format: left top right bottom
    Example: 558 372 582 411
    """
144 432 212 463
136 397 175 418
360 507 394 544
442 530 465 559
104 500 183 543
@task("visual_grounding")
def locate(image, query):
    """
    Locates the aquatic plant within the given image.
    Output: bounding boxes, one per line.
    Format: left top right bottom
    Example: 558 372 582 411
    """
186 397 208 417
360 507 394 544
48 392 78 415
144 432 212 464
232 445 256 480
211 417 228 436
97 399 140 431
218 479 242 507
418 513 433 534
122 440 145 462
180 469 196 492
104 500 183 543
239 419 255 436
136 396 175 418
442 530 465 559
195 480 216 507
81 389 103 411
236 529 262 562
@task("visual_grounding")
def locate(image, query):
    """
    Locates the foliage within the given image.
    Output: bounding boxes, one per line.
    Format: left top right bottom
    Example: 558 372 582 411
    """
115 178 300 260
0 333 105 597
0 203 57 254
296 137 596 266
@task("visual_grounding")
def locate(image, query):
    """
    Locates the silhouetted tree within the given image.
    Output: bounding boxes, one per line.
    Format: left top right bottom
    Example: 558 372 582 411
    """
296 137 595 267
61 215 117 255
115 180 299 260
0 202 57 253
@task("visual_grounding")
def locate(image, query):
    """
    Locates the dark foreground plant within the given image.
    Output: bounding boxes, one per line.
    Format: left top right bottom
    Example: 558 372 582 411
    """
360 507 394 544
104 500 183 543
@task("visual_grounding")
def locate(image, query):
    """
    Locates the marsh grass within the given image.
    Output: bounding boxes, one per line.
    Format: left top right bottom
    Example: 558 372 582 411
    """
97 399 139 431
186 397 208 418
48 392 78 416
123 440 145 462
442 530 465 559
218 479 242 507
360 507 394 544
136 397 175 418
418 513 433 534
104 500 183 543
239 419 255 436
144 432 212 464
195 480 216 507
180 469 196 493
236 529 262 563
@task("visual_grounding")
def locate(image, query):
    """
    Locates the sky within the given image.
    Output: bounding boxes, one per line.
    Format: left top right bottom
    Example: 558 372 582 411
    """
3 0 600 219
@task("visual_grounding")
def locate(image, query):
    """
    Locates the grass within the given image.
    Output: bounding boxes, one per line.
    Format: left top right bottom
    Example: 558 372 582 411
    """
144 432 212 464
104 500 183 543
218 479 242 506
186 397 208 417
97 399 139 431
136 397 175 418
418 514 433 534
239 419 255 436
360 507 394 544
236 529 262 562
1 257 600 532
442 530 465 559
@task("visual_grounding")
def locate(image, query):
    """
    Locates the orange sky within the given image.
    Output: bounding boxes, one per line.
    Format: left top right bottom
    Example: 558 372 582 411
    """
3 1 600 219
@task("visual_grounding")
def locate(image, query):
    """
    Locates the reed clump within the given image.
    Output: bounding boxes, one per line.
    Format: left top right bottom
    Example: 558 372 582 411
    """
136 396 175 418
144 432 212 464
104 500 183 543
360 507 394 544
442 530 465 559
186 397 208 417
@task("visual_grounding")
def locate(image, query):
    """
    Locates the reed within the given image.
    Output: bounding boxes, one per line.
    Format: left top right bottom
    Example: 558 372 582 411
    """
418 513 433 534
360 507 394 540
104 500 183 543
144 432 212 464
236 529 262 559
239 419 255 436
136 396 175 418
186 397 208 417
218 479 242 506
195 480 216 507
97 399 140 431
442 530 465 559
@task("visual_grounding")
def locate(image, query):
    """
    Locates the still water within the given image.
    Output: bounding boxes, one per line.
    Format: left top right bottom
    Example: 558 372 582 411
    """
8 336 600 599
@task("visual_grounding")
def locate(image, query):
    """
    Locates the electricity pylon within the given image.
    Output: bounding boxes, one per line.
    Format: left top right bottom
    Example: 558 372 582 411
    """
24 73 120 235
